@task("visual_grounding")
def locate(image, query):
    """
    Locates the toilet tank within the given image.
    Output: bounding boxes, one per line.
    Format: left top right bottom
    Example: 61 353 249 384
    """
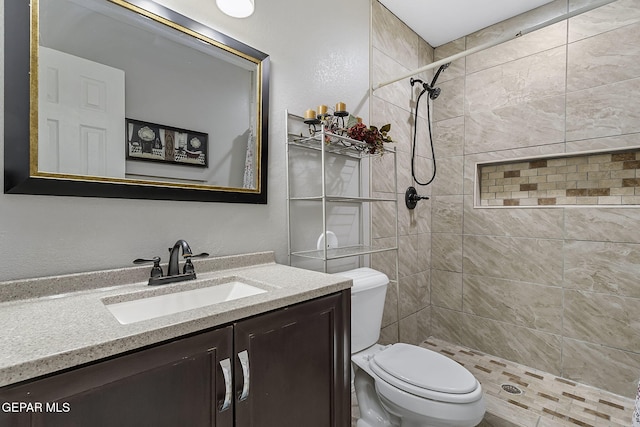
337 268 389 353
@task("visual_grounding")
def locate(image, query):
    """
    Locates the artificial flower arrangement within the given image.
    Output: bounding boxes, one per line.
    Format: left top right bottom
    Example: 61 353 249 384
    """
343 115 393 155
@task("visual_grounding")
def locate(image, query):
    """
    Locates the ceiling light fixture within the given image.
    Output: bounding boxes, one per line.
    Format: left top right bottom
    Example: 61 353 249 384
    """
216 0 254 18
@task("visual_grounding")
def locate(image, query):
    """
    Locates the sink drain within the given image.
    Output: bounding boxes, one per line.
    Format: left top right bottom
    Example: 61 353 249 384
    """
501 383 523 395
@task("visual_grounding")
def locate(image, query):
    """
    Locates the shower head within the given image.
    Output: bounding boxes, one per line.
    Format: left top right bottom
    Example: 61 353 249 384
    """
409 62 450 100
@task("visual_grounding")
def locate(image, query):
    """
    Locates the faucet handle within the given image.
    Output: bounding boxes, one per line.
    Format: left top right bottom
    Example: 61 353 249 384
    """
133 256 163 278
182 253 208 275
188 252 209 259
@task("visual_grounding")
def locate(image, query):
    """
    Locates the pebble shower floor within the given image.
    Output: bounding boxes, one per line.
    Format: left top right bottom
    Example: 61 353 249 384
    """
351 338 634 427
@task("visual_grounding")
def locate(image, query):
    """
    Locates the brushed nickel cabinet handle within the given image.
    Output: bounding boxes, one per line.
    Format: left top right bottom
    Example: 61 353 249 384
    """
237 350 250 401
218 358 232 412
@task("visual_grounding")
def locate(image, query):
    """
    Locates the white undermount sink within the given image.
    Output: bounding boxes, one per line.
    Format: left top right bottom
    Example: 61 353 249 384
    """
105 280 267 324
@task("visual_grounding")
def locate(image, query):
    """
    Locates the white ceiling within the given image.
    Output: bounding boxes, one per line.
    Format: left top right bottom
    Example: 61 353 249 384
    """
378 0 555 47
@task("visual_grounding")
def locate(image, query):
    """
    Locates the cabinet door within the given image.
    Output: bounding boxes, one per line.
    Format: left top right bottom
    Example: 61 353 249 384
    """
0 326 233 427
234 291 350 427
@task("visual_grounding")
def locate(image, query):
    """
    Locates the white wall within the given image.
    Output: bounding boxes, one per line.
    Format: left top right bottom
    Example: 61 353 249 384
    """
0 0 370 280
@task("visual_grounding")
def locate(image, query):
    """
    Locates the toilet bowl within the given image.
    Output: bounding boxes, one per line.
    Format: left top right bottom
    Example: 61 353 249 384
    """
339 268 485 427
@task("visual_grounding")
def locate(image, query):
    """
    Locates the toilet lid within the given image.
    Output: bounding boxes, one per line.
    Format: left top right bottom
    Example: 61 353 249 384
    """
371 343 478 395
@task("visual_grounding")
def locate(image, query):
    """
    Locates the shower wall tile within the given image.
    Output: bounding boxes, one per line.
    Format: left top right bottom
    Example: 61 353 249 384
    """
562 337 640 396
417 232 431 272
460 313 563 375
466 0 567 49
431 269 463 310
431 155 464 196
371 237 397 280
463 196 564 239
371 149 396 193
399 271 430 318
465 96 566 154
396 150 414 193
568 0 640 42
398 234 419 278
371 194 396 239
564 290 640 353
431 233 463 272
379 322 399 345
567 21 640 92
462 235 563 286
371 95 412 155
371 47 412 110
462 274 563 334
565 207 640 243
466 47 566 112
466 22 566 75
433 77 465 122
431 195 464 234
564 240 640 298
433 116 465 158
566 78 640 141
434 37 466 83
399 311 420 345
565 133 640 154
431 307 464 345
372 1 420 70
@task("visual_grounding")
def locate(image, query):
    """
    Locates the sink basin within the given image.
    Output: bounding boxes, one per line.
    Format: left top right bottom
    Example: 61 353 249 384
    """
105 280 267 324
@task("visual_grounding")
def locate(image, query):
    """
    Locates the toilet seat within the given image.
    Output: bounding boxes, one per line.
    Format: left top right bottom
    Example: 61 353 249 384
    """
370 343 482 404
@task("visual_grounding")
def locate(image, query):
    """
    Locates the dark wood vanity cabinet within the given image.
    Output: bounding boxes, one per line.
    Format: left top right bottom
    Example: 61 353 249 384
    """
0 291 350 427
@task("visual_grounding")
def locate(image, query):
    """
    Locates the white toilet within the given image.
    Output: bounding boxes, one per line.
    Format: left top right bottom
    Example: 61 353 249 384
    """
339 267 485 427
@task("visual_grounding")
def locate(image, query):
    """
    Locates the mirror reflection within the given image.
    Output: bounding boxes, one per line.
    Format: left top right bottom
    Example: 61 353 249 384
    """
35 0 266 192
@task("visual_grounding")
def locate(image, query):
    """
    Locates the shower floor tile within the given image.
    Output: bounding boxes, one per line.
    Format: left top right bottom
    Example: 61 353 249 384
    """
350 338 635 427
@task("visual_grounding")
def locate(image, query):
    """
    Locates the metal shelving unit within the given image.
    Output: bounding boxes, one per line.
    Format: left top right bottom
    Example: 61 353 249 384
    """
285 109 398 273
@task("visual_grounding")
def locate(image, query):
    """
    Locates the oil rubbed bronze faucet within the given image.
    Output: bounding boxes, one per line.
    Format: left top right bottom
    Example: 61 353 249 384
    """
134 240 209 286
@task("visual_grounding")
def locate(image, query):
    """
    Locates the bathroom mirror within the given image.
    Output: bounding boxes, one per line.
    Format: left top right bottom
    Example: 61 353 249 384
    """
4 0 270 203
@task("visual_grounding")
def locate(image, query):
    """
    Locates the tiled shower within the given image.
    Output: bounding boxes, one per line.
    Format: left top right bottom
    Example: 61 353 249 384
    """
369 0 640 406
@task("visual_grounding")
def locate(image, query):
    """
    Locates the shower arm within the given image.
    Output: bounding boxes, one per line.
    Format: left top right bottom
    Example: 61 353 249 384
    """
372 0 619 91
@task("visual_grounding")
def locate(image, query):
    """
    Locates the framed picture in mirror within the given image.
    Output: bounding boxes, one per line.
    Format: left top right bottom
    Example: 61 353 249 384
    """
126 119 209 168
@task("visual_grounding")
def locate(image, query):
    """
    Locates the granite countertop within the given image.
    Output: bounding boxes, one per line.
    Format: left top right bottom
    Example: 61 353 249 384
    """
0 252 352 388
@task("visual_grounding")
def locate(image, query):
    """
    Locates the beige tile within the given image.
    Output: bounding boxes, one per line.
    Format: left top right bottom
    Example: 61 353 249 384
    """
431 269 463 310
563 290 640 353
434 37 465 83
432 195 464 233
431 233 463 272
562 338 640 396
433 116 465 158
463 196 564 239
371 195 396 239
569 0 640 42
462 235 563 286
565 208 640 243
398 271 429 318
398 234 419 278
431 306 464 345
372 1 420 70
433 77 464 122
371 47 412 109
566 78 640 141
431 156 464 195
462 275 563 334
460 314 562 375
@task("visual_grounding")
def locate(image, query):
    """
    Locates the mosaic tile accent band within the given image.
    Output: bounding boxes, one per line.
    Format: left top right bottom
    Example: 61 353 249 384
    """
479 151 640 206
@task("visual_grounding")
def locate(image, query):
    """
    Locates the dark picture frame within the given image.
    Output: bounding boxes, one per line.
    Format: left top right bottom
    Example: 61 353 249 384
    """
126 119 208 168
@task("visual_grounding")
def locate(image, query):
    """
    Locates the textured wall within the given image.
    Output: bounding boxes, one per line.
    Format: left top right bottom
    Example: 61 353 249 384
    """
0 0 370 280
430 0 640 397
372 0 640 397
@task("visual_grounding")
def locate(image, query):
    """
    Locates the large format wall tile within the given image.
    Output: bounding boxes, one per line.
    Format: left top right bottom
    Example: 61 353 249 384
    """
431 156 464 196
431 269 463 310
460 314 562 375
431 195 464 234
434 37 465 84
433 116 465 158
567 21 640 92
564 240 640 298
562 338 640 396
371 95 412 155
462 274 563 334
569 0 640 42
465 96 565 154
431 233 463 272
463 235 563 285
564 290 640 352
431 307 464 345
463 196 564 239
565 208 640 243
372 1 420 70
566 78 640 141
372 47 412 110
466 22 566 75
433 77 464 122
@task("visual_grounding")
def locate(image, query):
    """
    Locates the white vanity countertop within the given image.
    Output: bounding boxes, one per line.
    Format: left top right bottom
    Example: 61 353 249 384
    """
0 252 352 388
